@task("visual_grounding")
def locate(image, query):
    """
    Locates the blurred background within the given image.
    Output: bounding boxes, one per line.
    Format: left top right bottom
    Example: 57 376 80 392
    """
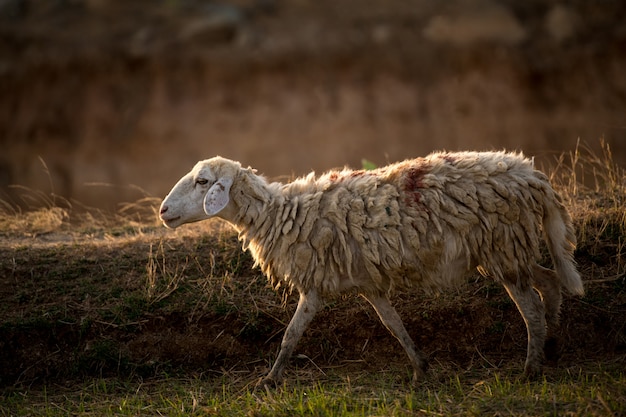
1 0 625 210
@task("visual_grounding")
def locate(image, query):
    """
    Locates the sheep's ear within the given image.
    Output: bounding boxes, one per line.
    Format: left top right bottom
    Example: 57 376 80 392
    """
203 177 233 215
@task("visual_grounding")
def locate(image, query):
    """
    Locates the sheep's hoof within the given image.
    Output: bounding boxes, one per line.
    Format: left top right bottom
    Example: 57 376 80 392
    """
421 358 430 373
411 359 429 385
255 375 282 391
522 364 542 381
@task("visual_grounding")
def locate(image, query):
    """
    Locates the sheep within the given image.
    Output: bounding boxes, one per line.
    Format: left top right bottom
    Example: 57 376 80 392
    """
159 150 584 387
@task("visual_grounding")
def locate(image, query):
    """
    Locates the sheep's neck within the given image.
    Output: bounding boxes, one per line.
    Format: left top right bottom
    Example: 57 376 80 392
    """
230 176 283 242
232 185 290 279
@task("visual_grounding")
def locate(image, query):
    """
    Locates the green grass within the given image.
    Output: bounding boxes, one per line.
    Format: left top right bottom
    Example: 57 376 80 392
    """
2 367 624 416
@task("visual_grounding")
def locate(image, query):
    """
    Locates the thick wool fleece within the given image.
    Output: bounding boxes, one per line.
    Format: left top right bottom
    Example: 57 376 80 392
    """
228 151 581 297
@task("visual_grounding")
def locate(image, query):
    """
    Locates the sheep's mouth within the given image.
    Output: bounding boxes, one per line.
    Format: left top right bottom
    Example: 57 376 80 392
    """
161 216 181 228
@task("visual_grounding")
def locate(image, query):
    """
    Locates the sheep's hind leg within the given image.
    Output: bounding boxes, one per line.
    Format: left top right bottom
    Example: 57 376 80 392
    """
502 278 547 377
531 265 562 364
362 294 428 383
259 289 321 388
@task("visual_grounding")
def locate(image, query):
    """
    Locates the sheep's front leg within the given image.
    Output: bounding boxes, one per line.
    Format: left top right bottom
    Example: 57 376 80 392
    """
362 294 428 383
260 289 321 387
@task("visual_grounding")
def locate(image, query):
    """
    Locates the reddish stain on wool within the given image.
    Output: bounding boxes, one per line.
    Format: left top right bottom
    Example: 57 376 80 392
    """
443 154 458 165
328 172 340 182
326 170 368 184
403 166 428 205
350 170 367 178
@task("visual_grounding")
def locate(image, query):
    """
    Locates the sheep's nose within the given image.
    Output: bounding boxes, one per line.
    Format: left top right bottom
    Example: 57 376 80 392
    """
160 206 168 215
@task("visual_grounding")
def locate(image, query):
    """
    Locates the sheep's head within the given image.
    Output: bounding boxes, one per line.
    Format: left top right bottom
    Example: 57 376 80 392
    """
159 157 240 229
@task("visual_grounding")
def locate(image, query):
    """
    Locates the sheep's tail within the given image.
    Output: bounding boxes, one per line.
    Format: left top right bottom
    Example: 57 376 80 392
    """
541 183 585 296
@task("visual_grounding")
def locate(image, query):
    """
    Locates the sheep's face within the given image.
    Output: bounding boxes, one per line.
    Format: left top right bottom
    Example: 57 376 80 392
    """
159 161 227 229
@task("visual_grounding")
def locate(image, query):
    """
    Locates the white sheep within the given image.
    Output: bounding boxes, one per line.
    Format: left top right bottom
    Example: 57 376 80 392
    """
159 151 584 386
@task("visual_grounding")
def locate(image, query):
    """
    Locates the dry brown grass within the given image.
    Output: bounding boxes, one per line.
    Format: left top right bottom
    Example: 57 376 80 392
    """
548 140 626 282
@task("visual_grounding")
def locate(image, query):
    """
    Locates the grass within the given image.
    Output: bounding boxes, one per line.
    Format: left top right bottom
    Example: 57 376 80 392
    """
2 367 624 416
0 141 625 416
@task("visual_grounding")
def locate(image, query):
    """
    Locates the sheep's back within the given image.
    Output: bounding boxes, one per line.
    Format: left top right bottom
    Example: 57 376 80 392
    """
248 151 551 296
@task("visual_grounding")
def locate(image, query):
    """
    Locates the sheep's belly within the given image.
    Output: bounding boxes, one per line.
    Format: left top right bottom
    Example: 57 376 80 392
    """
335 257 475 295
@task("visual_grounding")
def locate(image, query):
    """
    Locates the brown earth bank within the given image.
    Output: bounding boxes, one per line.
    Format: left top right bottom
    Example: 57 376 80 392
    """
0 205 624 388
1 0 626 209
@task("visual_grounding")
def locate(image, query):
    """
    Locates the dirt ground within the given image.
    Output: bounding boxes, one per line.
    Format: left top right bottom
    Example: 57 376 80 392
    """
1 0 626 209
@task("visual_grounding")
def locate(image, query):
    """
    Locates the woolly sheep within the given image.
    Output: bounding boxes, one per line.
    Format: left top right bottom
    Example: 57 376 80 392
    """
159 151 584 387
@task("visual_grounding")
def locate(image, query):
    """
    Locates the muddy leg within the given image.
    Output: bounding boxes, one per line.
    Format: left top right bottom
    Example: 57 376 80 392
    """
362 293 428 383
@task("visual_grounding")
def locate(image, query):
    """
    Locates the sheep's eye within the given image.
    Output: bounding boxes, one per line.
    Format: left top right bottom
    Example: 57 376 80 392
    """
196 179 209 185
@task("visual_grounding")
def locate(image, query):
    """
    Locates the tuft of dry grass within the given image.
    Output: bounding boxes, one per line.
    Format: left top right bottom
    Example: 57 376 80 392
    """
0 187 162 239
0 156 163 238
547 140 626 281
145 239 188 304
550 139 625 213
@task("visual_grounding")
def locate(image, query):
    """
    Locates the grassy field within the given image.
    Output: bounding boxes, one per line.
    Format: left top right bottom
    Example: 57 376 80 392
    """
1 143 625 416
2 367 624 416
